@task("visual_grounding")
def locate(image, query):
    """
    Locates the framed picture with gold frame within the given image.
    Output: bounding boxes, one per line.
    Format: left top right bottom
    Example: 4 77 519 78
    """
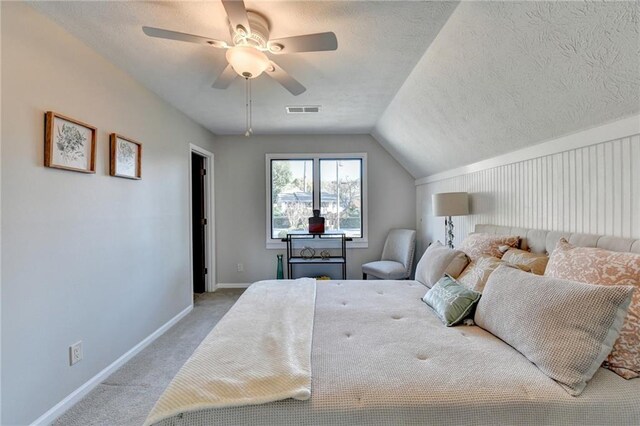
44 111 97 173
110 134 142 180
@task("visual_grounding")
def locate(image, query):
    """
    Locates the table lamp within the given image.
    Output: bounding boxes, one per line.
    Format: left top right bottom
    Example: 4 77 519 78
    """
432 192 469 249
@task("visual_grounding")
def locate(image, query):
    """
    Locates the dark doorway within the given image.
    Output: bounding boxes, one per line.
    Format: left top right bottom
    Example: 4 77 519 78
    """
191 152 207 294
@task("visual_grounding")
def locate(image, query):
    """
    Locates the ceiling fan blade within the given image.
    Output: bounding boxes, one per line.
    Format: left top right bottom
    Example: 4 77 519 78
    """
268 32 337 54
212 64 238 89
265 62 306 96
142 26 227 48
221 0 251 35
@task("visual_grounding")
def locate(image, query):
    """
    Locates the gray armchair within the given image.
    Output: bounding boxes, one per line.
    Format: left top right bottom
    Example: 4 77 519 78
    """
362 229 416 280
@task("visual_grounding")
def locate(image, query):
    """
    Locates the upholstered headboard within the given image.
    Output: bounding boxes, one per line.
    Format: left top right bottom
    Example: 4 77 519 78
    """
474 224 640 255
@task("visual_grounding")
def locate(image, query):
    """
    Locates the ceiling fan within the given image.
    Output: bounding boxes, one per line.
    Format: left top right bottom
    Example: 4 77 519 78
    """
142 0 338 96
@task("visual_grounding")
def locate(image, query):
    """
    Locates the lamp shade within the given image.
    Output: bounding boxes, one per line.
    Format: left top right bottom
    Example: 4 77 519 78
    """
432 192 469 217
226 46 270 79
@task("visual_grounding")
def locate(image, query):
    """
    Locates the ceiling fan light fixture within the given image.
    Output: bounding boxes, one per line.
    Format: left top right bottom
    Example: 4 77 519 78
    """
225 45 270 78
144 1 336 97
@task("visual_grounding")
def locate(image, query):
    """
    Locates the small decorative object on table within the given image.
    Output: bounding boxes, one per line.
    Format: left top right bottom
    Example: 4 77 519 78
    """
308 209 325 233
276 254 284 279
300 247 316 259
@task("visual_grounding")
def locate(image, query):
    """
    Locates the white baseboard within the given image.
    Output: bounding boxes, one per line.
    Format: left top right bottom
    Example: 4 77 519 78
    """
216 283 252 289
31 305 193 426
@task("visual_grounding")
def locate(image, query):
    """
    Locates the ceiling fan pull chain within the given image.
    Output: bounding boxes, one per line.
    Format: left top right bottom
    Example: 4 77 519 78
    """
249 78 253 135
245 77 250 137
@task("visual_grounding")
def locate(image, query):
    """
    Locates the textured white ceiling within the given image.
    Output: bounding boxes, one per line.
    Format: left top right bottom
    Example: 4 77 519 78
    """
373 1 640 178
28 1 640 178
30 1 458 135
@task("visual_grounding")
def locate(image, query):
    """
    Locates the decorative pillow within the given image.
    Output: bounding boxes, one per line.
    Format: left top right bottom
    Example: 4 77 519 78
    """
475 265 634 396
502 248 549 275
458 233 519 261
414 241 469 287
457 256 505 292
422 275 481 326
545 239 640 379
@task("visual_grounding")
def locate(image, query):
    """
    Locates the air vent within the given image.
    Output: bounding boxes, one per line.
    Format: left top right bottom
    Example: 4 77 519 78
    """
286 105 321 114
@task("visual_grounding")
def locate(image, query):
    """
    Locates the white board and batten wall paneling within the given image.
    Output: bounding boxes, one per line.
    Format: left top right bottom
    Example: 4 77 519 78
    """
416 116 640 254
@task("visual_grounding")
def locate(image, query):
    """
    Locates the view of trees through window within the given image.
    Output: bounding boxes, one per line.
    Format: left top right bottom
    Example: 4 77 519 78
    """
271 158 363 239
320 159 362 236
271 159 314 238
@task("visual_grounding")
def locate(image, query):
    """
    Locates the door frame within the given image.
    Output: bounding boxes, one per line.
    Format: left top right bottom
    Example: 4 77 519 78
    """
189 144 216 292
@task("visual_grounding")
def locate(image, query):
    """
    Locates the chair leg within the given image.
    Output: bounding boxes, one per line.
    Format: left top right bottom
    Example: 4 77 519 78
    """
363 273 367 280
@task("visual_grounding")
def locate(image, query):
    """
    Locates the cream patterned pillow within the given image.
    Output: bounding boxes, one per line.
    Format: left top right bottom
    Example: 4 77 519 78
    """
476 265 634 396
546 239 640 379
502 248 549 275
458 233 519 261
457 256 505 292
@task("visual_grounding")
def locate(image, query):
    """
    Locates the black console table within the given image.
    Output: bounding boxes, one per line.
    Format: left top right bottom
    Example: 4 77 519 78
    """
282 233 351 279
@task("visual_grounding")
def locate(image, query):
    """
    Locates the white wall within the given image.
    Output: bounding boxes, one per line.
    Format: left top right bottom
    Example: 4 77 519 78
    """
416 116 640 255
0 3 3 422
212 134 416 283
1 3 216 424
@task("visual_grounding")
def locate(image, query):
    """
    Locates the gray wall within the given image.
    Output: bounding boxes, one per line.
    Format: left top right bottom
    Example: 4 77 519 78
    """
1 3 216 424
212 134 416 283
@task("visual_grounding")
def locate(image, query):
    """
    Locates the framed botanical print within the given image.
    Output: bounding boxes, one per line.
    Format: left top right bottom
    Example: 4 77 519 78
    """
44 111 97 173
110 134 142 179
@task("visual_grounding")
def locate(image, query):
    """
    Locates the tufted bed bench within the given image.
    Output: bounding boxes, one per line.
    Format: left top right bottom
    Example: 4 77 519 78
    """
150 226 640 425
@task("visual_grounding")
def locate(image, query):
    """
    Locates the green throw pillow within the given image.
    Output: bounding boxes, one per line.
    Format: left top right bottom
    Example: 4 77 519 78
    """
422 275 481 326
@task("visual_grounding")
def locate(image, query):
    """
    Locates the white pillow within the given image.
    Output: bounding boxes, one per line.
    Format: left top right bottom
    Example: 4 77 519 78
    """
415 241 469 288
475 265 633 396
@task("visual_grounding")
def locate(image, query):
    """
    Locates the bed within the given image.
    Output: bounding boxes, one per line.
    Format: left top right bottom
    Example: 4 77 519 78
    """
148 225 640 425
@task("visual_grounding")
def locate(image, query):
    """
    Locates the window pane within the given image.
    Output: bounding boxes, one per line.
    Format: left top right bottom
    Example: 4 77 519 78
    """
271 159 314 239
320 159 362 238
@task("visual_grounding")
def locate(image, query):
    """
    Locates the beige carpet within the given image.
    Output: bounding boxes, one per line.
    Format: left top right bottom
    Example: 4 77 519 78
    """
54 289 245 426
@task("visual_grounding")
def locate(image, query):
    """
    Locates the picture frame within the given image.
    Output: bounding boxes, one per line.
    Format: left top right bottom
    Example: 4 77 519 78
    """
110 133 142 180
44 111 97 173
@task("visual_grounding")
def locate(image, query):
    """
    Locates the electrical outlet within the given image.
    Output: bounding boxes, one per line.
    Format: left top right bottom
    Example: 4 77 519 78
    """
237 263 244 272
70 341 83 366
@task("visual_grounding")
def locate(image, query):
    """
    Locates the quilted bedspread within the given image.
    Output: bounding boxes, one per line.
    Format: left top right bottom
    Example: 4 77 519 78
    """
151 280 640 425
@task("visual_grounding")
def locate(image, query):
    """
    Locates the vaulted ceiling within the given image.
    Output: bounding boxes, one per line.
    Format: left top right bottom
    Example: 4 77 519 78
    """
32 1 640 178
373 1 640 177
31 1 458 135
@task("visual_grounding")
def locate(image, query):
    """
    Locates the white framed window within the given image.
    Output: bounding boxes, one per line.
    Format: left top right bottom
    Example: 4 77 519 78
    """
266 153 368 249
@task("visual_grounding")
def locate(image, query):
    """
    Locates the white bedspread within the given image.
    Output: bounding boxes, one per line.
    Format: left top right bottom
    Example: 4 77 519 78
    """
144 278 316 426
